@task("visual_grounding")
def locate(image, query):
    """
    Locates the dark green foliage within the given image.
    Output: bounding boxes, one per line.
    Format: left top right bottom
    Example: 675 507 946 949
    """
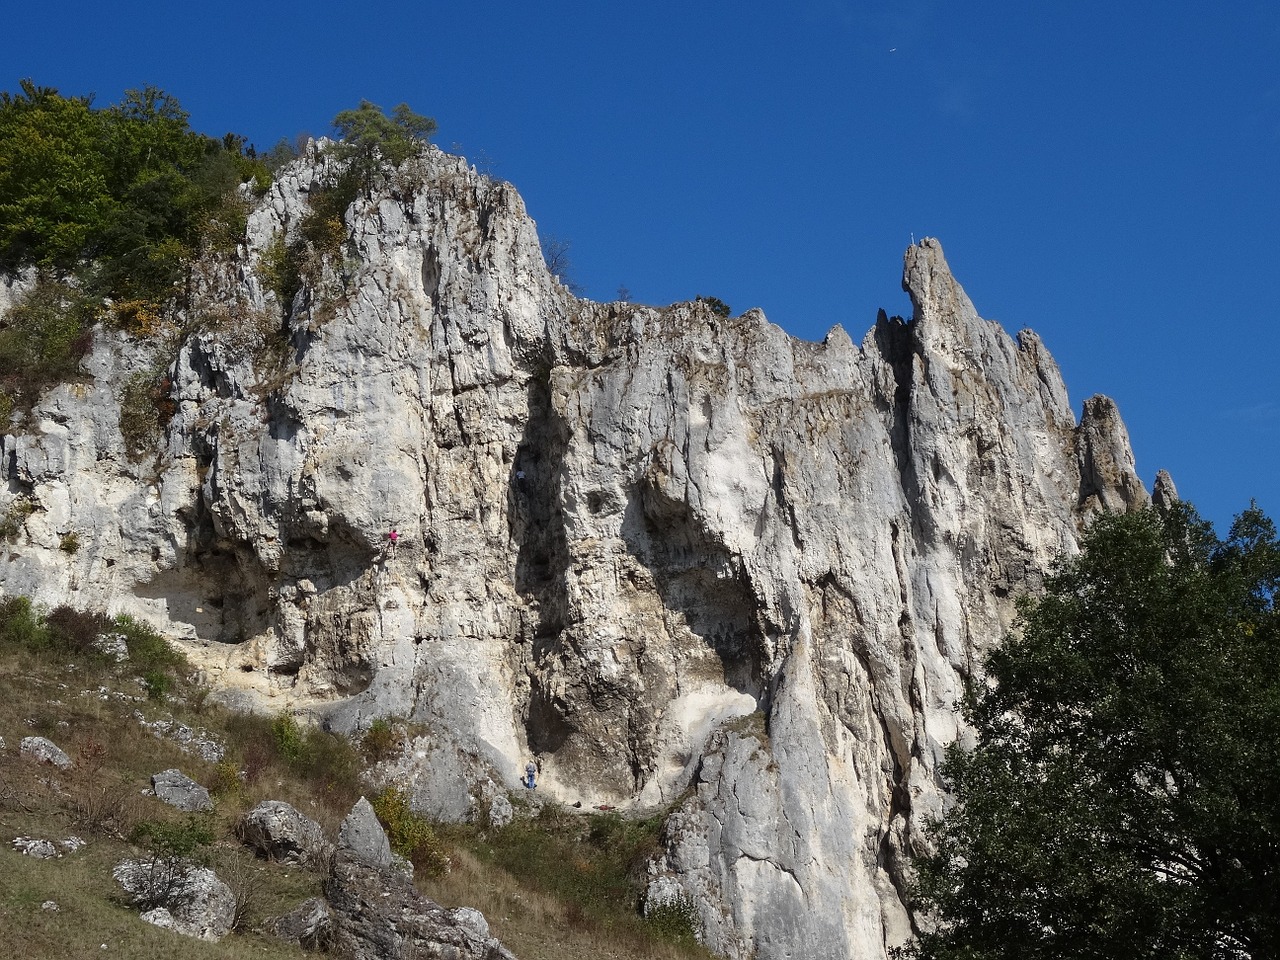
331 99 436 171
696 295 731 318
112 613 185 674
131 815 215 858
0 79 265 303
0 595 50 648
270 711 308 765
902 503 1280 960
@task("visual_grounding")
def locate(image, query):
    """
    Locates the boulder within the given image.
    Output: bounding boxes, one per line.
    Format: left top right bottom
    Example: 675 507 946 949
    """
238 800 328 865
151 768 213 812
20 736 71 769
113 858 236 942
325 847 516 960
337 796 391 869
264 897 332 949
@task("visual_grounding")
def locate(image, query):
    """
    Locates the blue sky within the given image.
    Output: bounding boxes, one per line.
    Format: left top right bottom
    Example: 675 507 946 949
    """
7 1 1277 534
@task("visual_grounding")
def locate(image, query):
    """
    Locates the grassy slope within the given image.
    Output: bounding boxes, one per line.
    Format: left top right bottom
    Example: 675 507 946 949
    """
0 632 714 960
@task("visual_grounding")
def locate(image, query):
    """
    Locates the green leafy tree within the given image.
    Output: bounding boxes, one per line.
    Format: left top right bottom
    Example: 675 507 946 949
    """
0 80 113 271
0 80 266 303
902 504 1280 960
330 99 436 170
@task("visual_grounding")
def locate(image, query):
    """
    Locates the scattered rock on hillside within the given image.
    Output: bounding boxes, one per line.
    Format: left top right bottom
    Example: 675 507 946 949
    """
151 769 213 812
113 858 236 942
323 796 515 958
326 846 516 960
12 836 86 859
132 711 225 762
20 736 71 769
92 631 129 662
238 800 329 865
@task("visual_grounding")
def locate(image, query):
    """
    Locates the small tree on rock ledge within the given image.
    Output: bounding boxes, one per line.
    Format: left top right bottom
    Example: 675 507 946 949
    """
331 100 436 171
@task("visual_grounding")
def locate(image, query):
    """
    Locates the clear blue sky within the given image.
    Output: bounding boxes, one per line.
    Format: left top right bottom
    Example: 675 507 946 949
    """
7 1 1277 534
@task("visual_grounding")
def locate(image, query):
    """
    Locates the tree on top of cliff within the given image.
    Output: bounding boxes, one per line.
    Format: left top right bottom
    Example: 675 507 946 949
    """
0 79 268 299
330 100 436 171
901 503 1280 960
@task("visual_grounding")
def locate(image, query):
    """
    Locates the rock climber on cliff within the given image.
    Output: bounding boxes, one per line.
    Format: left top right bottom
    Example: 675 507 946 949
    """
386 527 400 559
524 760 537 790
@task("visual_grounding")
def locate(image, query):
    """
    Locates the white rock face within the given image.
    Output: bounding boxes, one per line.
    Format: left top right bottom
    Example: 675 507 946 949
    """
0 148 1149 960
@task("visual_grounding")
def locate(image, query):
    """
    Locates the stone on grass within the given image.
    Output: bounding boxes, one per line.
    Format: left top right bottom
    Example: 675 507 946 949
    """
264 897 332 949
151 768 213 812
325 846 515 960
20 736 72 769
113 858 236 942
238 800 328 865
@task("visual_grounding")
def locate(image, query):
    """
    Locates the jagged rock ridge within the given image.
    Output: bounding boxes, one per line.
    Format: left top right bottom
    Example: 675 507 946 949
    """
0 146 1148 960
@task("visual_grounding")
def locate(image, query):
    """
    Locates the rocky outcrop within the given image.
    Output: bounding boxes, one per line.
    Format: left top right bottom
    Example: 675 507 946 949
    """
0 144 1150 959
151 768 213 812
238 799 329 865
326 797 517 960
20 736 72 770
112 857 237 942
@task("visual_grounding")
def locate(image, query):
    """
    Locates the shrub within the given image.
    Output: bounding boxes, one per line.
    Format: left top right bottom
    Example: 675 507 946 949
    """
0 501 33 542
112 613 184 673
695 295 731 318
0 278 94 408
0 595 50 649
208 759 246 801
59 531 80 553
45 604 110 655
131 815 215 859
119 368 177 462
360 716 400 763
259 230 303 311
271 711 309 765
371 786 449 877
142 668 172 700
646 893 701 947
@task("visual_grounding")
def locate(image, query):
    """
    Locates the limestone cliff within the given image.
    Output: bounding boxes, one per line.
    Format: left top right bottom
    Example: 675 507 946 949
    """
0 146 1147 959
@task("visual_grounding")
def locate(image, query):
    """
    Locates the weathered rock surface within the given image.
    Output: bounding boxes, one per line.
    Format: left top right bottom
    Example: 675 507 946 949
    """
151 768 213 812
326 847 517 960
20 736 72 770
264 896 332 948
337 796 391 868
238 799 328 865
112 858 236 942
0 144 1153 959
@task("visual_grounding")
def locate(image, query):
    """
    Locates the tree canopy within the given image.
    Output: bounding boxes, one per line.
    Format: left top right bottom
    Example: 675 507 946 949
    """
0 79 266 300
330 99 436 170
902 503 1280 960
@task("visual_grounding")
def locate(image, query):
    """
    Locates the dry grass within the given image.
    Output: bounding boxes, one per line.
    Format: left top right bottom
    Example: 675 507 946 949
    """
0 615 714 960
422 848 713 960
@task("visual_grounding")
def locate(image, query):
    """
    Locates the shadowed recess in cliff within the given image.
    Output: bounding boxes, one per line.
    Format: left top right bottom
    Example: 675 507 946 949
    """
621 477 766 701
508 370 575 754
